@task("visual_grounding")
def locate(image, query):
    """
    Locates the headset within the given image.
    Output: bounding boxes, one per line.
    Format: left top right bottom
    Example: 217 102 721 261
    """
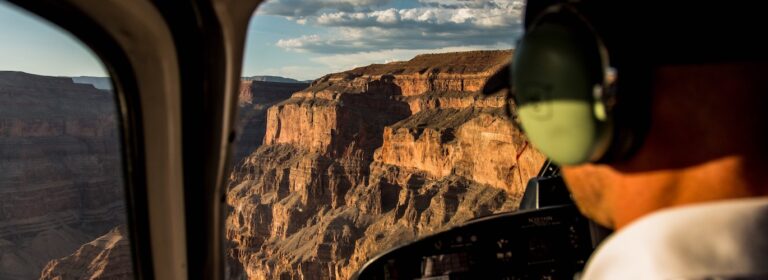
511 2 650 165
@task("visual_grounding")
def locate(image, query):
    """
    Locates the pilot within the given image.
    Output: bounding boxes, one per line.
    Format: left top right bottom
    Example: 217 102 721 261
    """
486 0 768 278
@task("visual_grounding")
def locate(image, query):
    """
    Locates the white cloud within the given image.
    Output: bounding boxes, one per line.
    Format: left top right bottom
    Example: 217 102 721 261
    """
275 0 523 54
372 8 399 24
257 0 393 17
450 8 474 24
419 0 524 10
257 0 522 80
302 1 523 29
276 35 322 51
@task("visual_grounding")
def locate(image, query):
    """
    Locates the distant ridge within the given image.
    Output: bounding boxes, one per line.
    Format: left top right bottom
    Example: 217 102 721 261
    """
242 75 310 83
67 75 309 91
227 49 545 279
332 50 512 77
72 76 112 91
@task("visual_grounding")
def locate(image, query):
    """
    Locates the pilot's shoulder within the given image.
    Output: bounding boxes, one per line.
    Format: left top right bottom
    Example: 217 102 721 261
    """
581 197 768 280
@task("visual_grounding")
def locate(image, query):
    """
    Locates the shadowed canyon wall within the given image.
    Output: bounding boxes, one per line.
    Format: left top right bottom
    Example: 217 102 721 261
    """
0 72 128 279
0 50 545 279
235 80 310 164
18 76 308 279
226 50 546 279
39 226 132 280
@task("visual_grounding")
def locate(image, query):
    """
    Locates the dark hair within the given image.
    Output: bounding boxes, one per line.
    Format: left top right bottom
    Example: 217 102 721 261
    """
525 0 768 66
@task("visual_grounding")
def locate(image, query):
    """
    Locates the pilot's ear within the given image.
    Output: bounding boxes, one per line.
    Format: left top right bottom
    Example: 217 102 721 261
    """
482 64 511 95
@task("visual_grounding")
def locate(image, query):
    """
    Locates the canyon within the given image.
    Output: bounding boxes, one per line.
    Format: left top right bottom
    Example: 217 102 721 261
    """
0 71 129 279
39 226 132 280
0 50 545 280
0 71 310 279
235 80 310 164
226 50 546 279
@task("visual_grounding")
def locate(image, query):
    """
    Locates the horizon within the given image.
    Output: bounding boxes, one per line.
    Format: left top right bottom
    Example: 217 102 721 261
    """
0 0 523 81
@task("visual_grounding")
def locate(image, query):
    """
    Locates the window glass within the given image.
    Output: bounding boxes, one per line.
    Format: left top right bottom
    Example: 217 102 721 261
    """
227 1 541 279
0 2 134 279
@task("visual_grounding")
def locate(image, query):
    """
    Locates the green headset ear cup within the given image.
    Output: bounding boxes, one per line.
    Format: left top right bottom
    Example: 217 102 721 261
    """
512 14 612 165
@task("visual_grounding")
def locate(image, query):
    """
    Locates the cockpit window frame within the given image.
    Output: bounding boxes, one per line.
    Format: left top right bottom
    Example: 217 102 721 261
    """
5 1 189 279
4 1 154 278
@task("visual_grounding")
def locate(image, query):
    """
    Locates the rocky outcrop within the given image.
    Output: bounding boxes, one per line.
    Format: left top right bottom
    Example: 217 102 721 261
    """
0 72 129 279
40 226 132 280
376 108 541 194
234 80 309 164
226 50 546 279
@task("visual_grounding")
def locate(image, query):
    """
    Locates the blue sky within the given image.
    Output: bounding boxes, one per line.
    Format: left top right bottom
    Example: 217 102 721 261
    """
0 1 107 76
0 0 524 81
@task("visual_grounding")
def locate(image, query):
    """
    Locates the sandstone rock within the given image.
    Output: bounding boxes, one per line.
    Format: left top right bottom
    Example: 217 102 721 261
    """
40 226 132 280
0 226 90 280
377 108 545 194
0 71 128 279
234 80 309 164
227 50 546 279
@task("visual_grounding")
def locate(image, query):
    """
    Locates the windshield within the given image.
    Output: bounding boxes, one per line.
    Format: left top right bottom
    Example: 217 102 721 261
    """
226 1 542 279
0 2 133 279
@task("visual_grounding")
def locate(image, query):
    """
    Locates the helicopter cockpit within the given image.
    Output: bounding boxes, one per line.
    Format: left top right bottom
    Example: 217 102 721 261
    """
1 0 766 279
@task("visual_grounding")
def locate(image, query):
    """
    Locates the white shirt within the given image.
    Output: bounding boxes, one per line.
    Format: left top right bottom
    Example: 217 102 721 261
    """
581 198 768 280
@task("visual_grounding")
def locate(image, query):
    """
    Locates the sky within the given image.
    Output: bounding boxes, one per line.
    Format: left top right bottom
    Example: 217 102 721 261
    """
0 0 524 81
0 1 108 77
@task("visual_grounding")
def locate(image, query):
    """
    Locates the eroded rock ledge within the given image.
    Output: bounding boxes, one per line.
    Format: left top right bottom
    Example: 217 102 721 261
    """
226 50 546 279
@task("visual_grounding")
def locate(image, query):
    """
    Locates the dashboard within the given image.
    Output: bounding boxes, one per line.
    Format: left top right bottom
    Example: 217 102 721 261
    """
352 164 606 280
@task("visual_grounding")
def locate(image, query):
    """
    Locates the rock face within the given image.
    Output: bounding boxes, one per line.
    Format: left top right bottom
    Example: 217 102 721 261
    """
0 72 129 279
235 80 309 164
226 50 546 279
39 226 132 280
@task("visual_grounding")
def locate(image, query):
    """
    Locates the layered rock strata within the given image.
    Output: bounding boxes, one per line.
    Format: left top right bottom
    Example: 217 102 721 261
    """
0 72 129 279
226 50 546 279
235 80 309 164
39 226 132 280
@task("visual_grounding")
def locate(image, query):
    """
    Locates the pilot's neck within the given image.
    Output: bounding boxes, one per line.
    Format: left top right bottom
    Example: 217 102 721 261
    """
563 62 768 230
608 155 768 229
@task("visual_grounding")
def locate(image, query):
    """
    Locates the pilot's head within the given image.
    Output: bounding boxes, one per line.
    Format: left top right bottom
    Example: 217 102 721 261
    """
497 0 768 229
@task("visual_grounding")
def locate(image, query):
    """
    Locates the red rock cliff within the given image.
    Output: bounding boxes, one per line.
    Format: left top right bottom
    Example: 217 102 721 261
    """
226 50 546 279
234 80 309 163
39 226 132 280
0 72 128 280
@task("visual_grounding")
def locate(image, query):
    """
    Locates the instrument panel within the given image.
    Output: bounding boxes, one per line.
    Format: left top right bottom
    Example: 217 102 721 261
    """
352 205 594 280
